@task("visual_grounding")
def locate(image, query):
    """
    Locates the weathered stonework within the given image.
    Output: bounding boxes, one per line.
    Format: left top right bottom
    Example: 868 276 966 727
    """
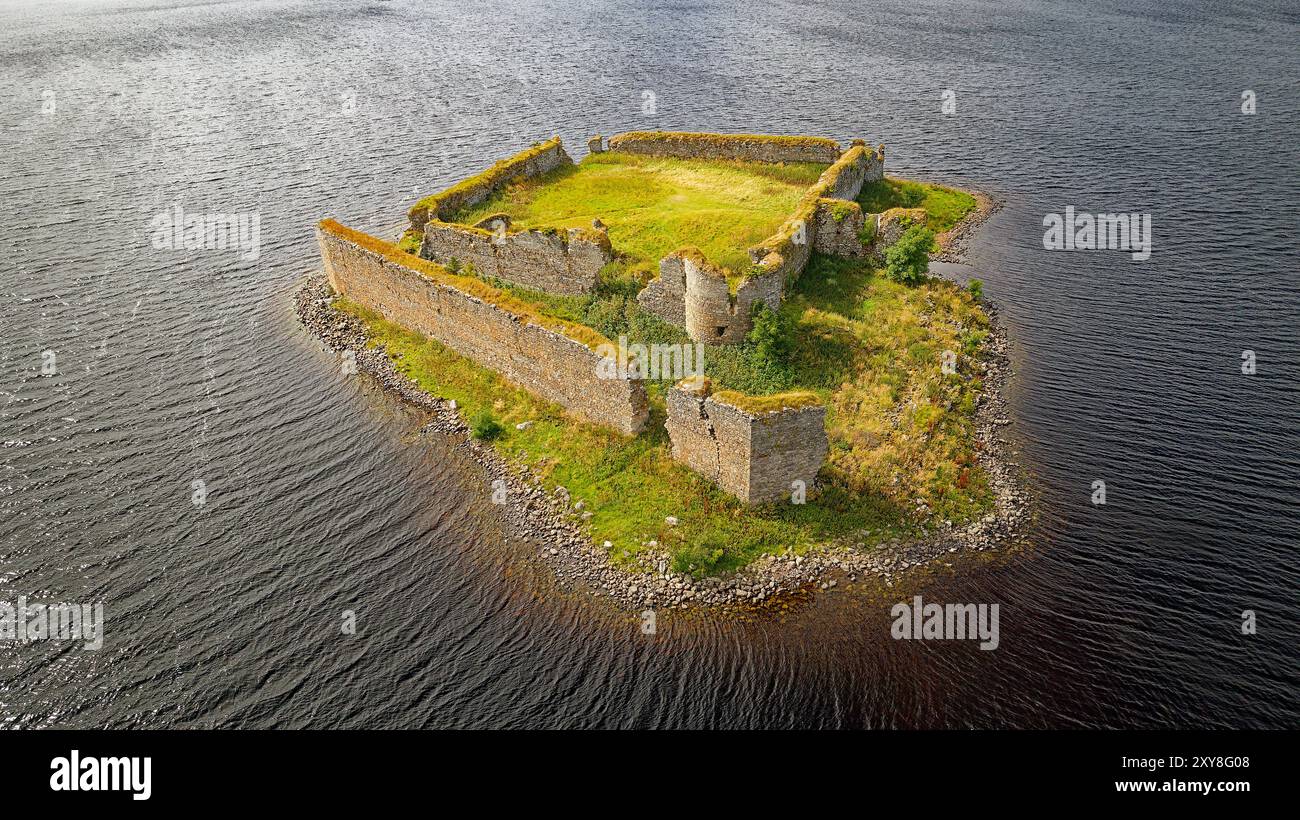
727 267 786 343
608 131 843 165
875 207 928 249
421 220 610 295
420 221 498 280
408 137 572 232
681 250 739 344
635 253 688 327
664 376 719 477
317 220 647 435
814 198 870 258
824 140 885 195
635 138 886 343
665 379 828 503
635 250 786 345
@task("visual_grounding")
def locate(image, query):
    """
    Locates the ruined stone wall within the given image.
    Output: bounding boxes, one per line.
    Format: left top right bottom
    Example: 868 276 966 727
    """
727 267 786 342
813 198 870 258
608 131 843 165
642 141 884 344
419 221 498 281
317 219 648 435
637 250 785 345
407 137 571 232
421 220 610 295
635 253 687 327
875 207 928 249
665 379 719 480
665 380 828 503
682 250 741 344
820 142 884 198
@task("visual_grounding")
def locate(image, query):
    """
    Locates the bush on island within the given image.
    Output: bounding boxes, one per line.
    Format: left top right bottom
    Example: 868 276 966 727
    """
885 224 935 284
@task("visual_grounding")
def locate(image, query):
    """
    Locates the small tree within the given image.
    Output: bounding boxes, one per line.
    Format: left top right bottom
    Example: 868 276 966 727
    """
884 225 934 284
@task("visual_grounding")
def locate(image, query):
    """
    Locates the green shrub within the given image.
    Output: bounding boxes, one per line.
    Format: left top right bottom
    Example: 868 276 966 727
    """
446 257 462 274
748 302 793 365
470 409 503 441
884 225 934 284
581 293 630 340
967 278 984 300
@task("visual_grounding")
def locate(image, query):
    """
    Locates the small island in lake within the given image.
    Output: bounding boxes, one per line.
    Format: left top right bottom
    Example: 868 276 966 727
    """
299 130 1025 609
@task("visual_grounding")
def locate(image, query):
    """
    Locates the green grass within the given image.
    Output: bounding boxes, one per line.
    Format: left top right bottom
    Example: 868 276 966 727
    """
780 255 993 522
857 177 977 233
336 247 994 577
450 152 827 283
396 228 422 255
337 297 891 576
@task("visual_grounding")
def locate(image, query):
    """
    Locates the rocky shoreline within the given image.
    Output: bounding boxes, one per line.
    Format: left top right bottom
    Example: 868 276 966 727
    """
934 189 1002 263
294 197 1028 612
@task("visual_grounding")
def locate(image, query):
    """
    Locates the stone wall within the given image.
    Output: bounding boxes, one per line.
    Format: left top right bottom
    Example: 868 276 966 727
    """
638 141 886 344
665 379 828 503
421 219 611 296
635 253 688 327
822 141 884 197
317 219 648 435
608 131 843 165
407 137 571 232
635 250 786 345
875 207 928 249
814 198 870 258
724 266 786 343
681 250 742 344
745 142 879 269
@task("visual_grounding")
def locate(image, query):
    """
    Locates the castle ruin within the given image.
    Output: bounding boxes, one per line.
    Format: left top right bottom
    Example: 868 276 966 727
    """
319 131 910 503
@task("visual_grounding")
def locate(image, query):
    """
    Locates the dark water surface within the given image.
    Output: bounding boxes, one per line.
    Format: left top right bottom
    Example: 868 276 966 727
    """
1 0 1297 728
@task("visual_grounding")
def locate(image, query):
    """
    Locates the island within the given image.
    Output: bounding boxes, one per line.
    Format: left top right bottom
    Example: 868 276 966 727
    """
298 130 1025 609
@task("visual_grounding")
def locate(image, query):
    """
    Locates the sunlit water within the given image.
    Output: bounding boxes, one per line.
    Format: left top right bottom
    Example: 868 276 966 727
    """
1 0 1296 728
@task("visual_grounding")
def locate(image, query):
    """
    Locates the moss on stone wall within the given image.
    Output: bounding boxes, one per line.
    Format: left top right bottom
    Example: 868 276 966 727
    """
396 227 423 255
319 218 610 352
609 131 841 152
407 137 565 230
710 389 824 414
747 144 873 275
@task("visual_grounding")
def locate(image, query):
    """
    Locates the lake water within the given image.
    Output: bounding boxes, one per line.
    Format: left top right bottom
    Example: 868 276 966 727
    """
1 0 1296 728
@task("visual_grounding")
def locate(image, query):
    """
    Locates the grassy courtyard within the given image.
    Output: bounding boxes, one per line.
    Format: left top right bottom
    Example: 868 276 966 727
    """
450 152 827 282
